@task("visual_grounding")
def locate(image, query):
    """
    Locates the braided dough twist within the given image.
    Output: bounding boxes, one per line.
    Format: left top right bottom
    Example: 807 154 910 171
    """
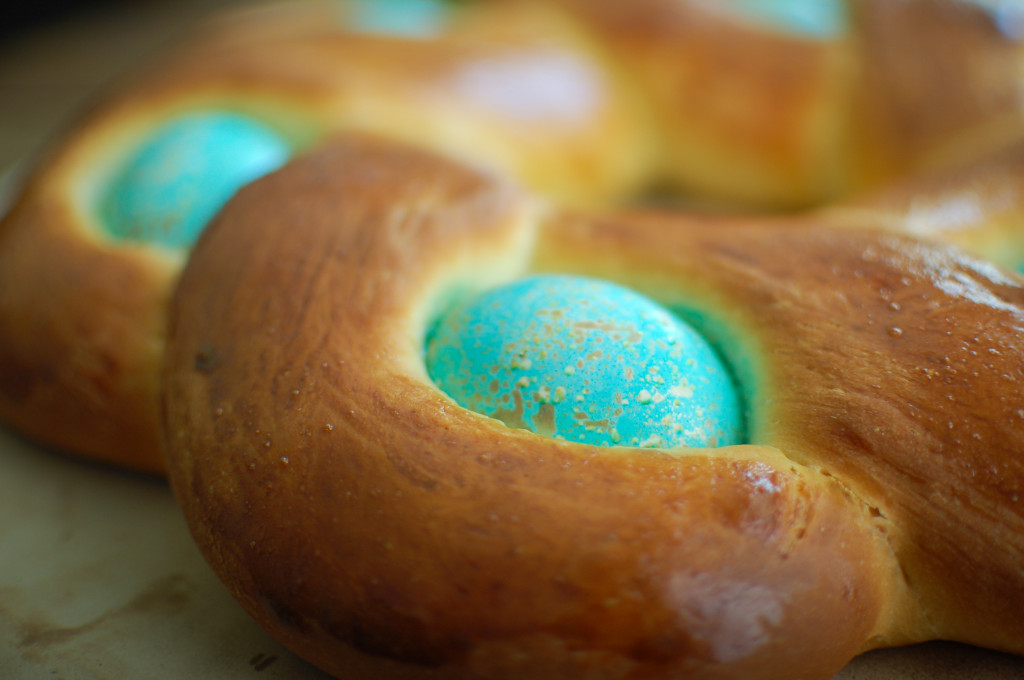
1 1 1024 677
2 0 1024 471
163 133 1024 679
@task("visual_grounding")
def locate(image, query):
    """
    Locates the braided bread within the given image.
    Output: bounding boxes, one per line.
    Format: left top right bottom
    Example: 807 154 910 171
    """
3 0 1024 471
0 0 648 472
164 132 1024 679
2 0 1024 677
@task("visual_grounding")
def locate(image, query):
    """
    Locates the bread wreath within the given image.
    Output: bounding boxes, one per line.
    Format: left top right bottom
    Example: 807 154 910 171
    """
3 0 1024 472
0 0 646 472
163 133 1024 679
2 1 1024 675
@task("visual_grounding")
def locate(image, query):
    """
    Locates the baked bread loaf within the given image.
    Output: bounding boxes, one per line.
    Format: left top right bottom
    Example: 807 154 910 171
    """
163 132 1024 679
2 0 1024 472
0 0 648 472
2 1 1024 675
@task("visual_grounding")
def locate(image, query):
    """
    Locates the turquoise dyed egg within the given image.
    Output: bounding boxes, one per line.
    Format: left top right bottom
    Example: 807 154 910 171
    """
726 0 846 37
426 275 745 449
100 112 290 248
346 0 450 38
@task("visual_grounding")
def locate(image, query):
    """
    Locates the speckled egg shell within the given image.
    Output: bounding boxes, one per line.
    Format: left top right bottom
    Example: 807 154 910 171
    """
725 0 847 37
344 0 450 38
426 274 745 449
100 111 290 248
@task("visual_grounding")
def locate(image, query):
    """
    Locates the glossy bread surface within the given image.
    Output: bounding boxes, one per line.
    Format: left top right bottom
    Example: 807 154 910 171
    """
164 135 1024 679
2 1 1024 676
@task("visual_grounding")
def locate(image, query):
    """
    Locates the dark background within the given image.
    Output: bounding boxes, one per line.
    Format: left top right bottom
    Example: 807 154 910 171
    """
0 0 246 171
3 0 126 44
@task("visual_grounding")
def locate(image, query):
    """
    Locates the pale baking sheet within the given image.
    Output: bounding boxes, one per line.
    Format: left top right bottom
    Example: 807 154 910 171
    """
0 427 332 679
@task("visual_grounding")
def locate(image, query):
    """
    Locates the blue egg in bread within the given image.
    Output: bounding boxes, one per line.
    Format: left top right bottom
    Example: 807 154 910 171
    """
726 0 846 37
426 274 745 449
346 0 450 38
100 111 290 248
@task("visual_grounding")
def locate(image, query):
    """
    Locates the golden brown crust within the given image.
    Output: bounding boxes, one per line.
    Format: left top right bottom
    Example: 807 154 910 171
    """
0 178 178 473
5 0 1024 471
164 135 906 679
551 0 1024 208
848 0 1024 189
537 208 1024 652
823 141 1024 269
0 0 647 471
4 2 1024 673
550 0 856 207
